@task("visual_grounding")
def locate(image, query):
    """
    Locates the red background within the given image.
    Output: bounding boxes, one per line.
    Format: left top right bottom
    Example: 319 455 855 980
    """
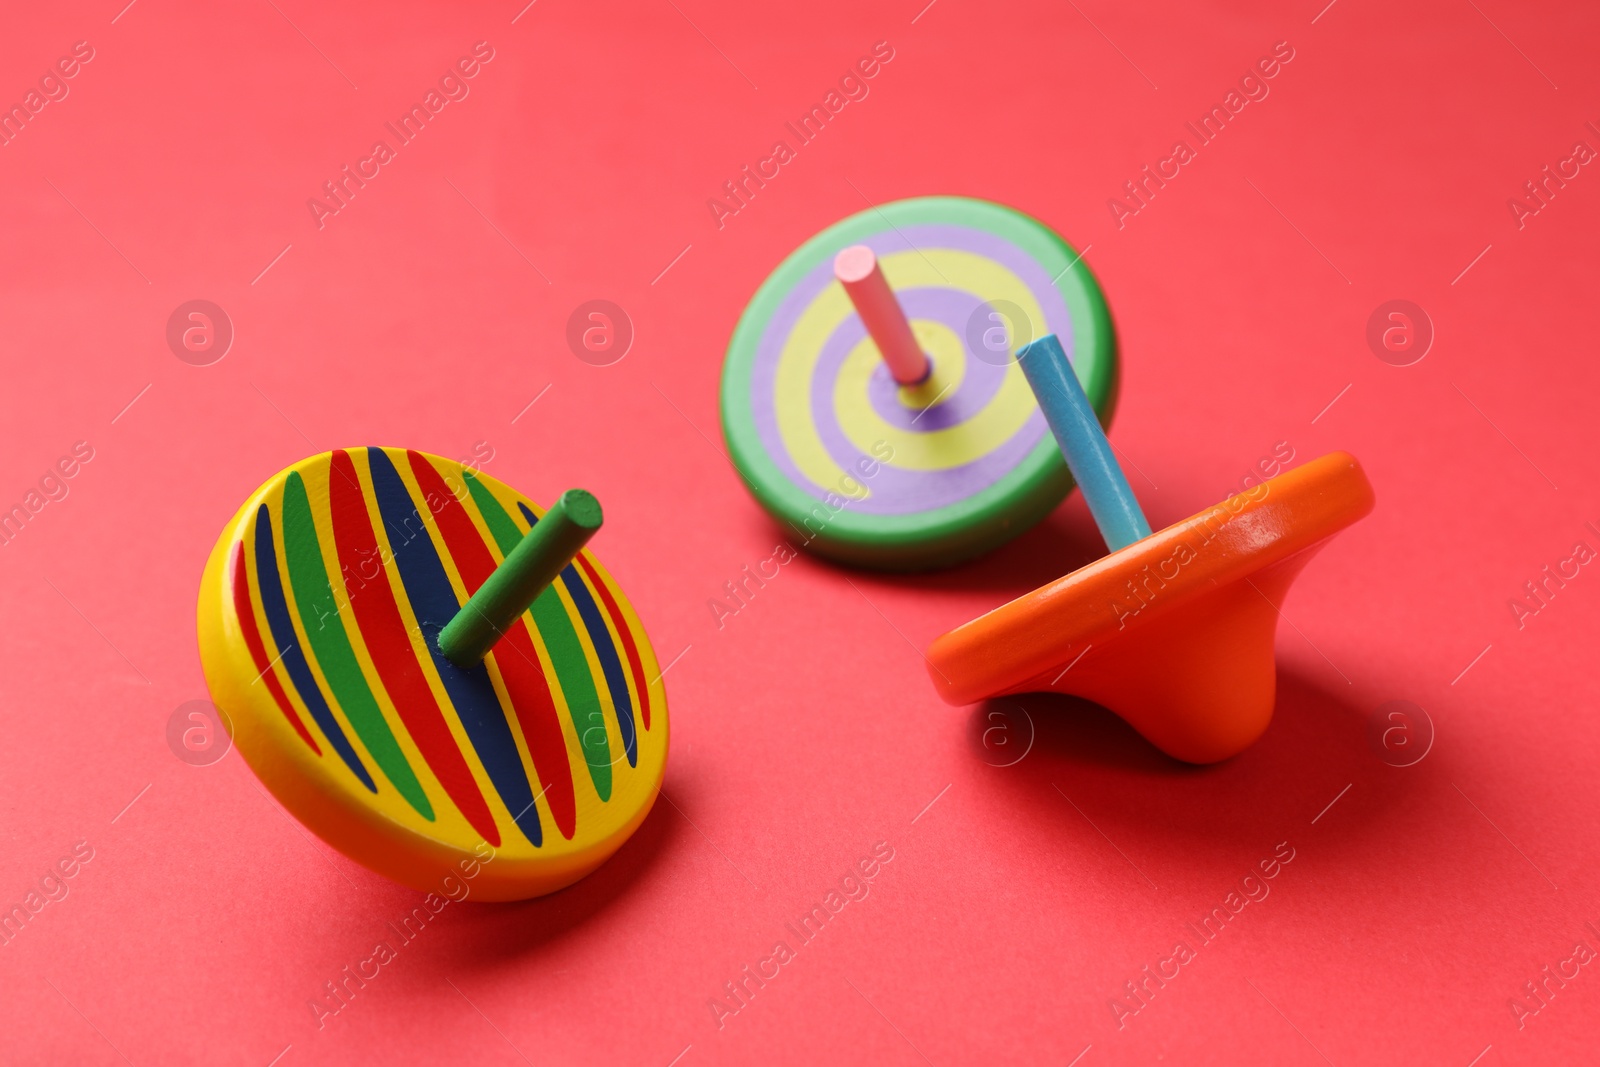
2 1 1598 1063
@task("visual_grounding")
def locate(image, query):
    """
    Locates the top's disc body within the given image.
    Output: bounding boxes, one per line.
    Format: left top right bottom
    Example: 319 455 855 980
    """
721 196 1118 570
196 447 667 901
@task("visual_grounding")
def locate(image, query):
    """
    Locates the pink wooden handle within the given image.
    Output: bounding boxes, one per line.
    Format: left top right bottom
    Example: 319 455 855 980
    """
833 245 930 386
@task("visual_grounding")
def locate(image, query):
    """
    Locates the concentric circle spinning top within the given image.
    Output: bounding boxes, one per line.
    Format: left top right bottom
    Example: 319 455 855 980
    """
926 337 1375 763
197 447 667 901
721 196 1118 570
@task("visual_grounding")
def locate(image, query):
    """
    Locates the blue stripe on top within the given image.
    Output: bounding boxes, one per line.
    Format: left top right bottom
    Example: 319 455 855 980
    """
252 504 377 791
519 502 637 768
364 448 544 848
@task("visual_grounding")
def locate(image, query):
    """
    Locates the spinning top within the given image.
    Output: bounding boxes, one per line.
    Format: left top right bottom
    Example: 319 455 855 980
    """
196 447 667 900
721 196 1118 570
926 336 1374 763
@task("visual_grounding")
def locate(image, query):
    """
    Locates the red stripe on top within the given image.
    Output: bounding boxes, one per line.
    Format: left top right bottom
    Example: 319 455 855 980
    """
572 551 653 733
406 451 578 841
233 545 322 754
326 450 500 847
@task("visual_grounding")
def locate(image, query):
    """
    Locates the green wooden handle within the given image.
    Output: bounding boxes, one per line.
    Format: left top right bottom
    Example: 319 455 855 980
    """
438 488 603 666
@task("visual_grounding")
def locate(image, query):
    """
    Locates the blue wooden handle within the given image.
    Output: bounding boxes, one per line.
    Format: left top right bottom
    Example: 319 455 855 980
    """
1016 333 1150 552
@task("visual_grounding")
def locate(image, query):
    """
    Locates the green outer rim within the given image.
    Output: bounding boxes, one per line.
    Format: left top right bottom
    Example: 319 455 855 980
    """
719 196 1119 571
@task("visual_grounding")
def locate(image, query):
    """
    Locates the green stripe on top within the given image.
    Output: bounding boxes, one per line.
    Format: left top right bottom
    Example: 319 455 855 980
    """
281 471 435 819
464 471 612 802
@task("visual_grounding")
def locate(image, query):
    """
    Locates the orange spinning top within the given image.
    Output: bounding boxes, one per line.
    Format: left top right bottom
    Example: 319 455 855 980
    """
926 336 1374 763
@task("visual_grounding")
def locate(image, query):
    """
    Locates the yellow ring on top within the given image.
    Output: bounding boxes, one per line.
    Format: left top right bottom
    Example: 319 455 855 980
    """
775 249 1048 498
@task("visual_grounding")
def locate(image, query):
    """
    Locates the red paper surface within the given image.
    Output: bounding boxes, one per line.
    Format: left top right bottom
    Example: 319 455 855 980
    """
2 1 1598 1063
